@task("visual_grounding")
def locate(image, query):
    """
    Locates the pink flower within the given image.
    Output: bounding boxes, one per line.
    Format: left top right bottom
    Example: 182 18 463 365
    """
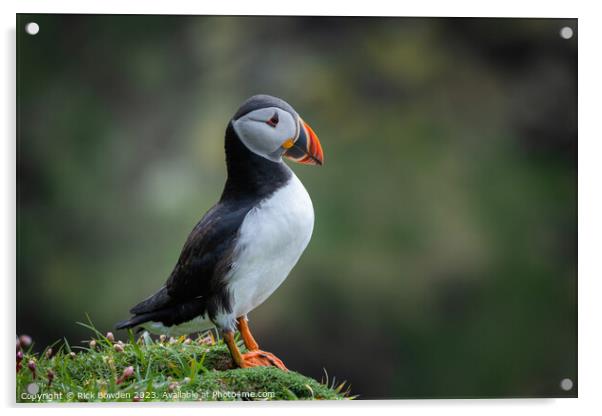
116 366 134 385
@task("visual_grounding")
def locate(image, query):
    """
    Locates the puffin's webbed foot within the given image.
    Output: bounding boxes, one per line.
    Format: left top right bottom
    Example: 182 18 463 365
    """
240 350 288 371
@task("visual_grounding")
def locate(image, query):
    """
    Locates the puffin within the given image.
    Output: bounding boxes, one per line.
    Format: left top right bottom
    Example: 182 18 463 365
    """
116 94 323 370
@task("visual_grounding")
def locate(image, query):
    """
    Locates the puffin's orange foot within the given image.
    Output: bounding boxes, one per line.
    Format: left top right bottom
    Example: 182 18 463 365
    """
239 350 288 371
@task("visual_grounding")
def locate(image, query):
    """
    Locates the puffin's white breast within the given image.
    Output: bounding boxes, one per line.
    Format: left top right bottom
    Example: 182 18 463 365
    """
226 171 314 319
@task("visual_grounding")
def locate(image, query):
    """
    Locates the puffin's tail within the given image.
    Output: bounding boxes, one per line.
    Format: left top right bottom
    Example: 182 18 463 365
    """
114 313 156 330
115 286 174 330
115 286 207 331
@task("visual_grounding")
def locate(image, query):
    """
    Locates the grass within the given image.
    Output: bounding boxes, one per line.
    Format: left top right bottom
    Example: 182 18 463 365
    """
16 318 353 402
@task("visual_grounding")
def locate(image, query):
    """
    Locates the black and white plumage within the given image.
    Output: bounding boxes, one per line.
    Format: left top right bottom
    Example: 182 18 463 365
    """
115 95 324 352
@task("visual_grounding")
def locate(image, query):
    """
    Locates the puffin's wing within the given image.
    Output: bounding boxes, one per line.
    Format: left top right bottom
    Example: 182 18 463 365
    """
166 202 252 300
115 201 252 329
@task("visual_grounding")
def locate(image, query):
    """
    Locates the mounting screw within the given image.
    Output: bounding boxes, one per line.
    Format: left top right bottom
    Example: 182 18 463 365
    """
25 22 40 35
559 26 573 40
560 378 574 391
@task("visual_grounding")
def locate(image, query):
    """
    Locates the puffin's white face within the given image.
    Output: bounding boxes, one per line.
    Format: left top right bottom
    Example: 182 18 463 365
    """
232 107 299 163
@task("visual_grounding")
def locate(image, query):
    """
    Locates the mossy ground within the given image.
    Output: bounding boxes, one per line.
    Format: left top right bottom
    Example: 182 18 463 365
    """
16 321 352 402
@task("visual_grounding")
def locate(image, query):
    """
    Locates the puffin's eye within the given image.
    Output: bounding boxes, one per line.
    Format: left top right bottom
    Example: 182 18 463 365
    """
266 112 279 127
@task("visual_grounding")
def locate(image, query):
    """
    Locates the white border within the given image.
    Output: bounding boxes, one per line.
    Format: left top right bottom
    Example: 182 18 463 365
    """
0 0 583 17
3 1 601 415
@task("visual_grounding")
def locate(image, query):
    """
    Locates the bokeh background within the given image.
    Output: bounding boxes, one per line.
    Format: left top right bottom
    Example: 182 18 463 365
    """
17 15 577 399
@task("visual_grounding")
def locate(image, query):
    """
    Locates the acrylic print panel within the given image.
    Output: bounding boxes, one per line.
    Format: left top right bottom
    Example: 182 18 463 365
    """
16 14 577 401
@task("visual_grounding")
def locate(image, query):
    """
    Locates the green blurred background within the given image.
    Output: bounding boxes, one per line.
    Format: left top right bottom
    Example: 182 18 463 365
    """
17 15 577 399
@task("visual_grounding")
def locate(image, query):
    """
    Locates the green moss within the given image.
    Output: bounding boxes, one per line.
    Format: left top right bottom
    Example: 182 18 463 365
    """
16 327 351 402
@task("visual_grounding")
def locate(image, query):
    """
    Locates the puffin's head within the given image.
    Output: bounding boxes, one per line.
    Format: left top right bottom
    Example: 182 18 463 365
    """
231 94 324 166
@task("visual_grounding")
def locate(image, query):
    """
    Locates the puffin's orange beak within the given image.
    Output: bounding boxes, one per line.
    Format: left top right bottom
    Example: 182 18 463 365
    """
283 118 324 166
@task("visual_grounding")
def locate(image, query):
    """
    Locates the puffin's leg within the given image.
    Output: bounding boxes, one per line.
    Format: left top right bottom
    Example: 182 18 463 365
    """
223 330 250 368
237 316 259 350
223 331 245 367
237 317 288 371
